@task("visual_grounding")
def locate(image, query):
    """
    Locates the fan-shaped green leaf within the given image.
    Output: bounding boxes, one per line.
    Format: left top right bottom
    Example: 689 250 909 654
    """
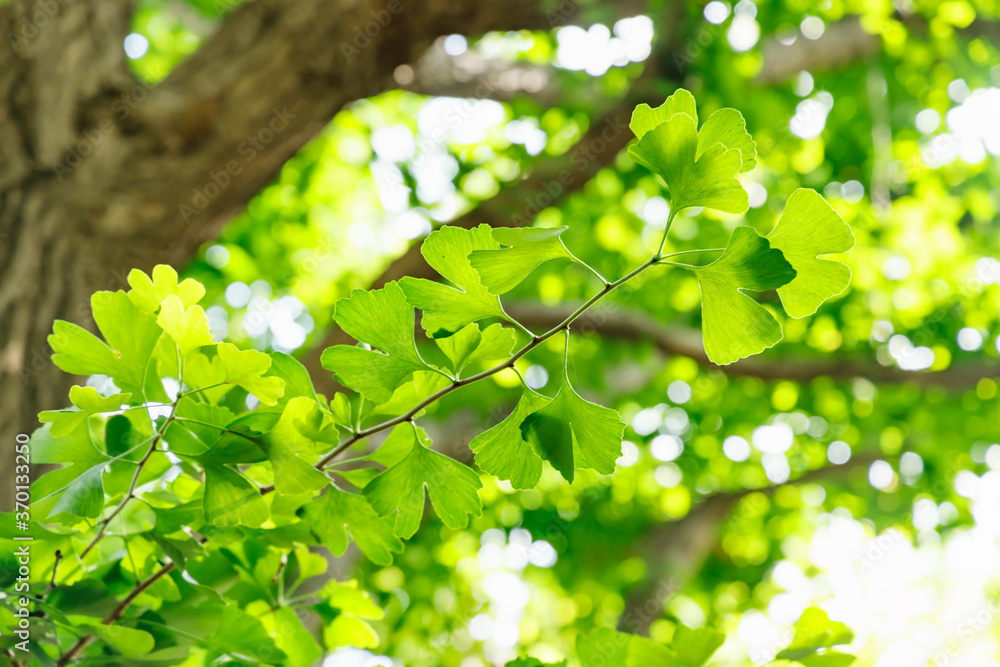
127 265 205 314
302 486 403 565
629 88 698 139
217 342 285 406
520 365 625 484
469 226 577 294
364 427 482 538
470 388 550 489
767 188 855 318
690 226 796 365
321 282 435 403
399 224 507 337
628 112 747 214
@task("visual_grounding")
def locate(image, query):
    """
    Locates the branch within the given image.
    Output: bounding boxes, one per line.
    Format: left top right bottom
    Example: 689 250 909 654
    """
56 563 177 665
67 0 638 269
755 13 1000 83
506 301 1000 388
619 455 875 634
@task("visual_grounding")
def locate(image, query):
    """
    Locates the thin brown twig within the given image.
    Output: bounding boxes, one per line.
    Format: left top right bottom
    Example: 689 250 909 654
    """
55 563 176 665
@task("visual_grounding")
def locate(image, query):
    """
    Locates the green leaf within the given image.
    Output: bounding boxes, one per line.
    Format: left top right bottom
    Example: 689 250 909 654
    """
364 427 483 538
262 607 323 667
90 290 164 395
777 608 854 661
39 385 131 437
520 366 625 484
202 464 269 528
50 462 106 519
697 108 756 173
302 486 403 565
322 580 384 619
399 224 507 337
690 226 796 365
436 323 516 376
258 397 331 495
216 343 285 406
799 653 857 667
469 388 550 489
506 659 568 667
629 111 747 214
209 606 286 663
577 628 630 667
321 282 435 403
30 425 110 519
266 352 319 405
330 393 352 426
766 188 855 318
667 625 725 667
626 636 672 666
81 622 156 657
469 226 577 294
629 88 698 139
127 265 205 314
156 295 215 358
324 615 379 650
48 320 116 378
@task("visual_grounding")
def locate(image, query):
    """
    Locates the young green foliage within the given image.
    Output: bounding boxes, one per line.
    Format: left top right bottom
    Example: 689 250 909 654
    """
399 224 508 337
321 282 437 403
687 226 796 364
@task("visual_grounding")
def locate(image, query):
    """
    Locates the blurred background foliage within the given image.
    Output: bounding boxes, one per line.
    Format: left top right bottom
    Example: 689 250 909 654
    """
95 0 1000 664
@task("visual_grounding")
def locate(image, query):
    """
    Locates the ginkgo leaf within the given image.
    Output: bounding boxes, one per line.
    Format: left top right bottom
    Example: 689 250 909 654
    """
399 224 507 337
127 264 206 314
324 615 379 650
697 108 757 173
577 628 629 667
628 112 747 214
469 388 550 489
48 320 116 378
40 386 131 437
59 290 162 396
364 427 482 538
157 295 215 357
77 621 155 657
767 188 855 318
435 323 481 371
469 226 577 294
520 365 625 484
436 323 516 376
202 464 269 528
629 88 698 139
777 608 854 661
302 486 403 565
665 625 725 667
690 226 796 365
217 342 285 406
30 424 110 520
257 397 331 495
321 282 435 404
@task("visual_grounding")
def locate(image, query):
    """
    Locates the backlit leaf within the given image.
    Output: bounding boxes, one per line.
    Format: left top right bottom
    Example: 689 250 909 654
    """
364 427 482 538
156 295 215 358
321 282 435 403
399 224 507 337
470 388 550 489
520 364 625 484
217 342 285 406
689 226 796 365
127 265 205 314
469 226 577 294
766 188 855 318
